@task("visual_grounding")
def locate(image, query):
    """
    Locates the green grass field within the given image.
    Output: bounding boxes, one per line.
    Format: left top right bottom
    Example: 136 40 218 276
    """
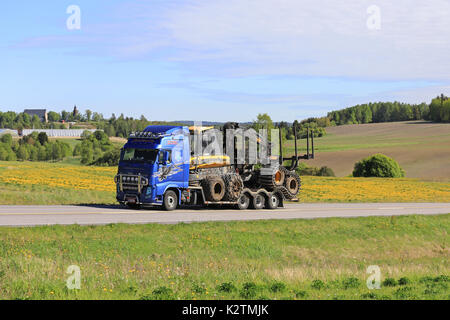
0 214 448 300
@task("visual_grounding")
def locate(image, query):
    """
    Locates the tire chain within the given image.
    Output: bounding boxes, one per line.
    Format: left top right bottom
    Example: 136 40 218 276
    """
223 173 244 201
279 166 302 199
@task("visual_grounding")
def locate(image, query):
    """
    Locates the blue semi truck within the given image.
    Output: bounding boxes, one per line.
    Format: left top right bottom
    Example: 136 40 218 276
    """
115 124 314 210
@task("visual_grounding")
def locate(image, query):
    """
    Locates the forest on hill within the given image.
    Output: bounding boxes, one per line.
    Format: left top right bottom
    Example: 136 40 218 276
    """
327 95 449 125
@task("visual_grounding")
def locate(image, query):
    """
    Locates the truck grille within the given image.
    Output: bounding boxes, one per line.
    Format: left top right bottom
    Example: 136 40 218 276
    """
115 174 149 194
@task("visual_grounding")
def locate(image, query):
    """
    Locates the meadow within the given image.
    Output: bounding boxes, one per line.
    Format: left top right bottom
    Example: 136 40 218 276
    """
0 214 448 300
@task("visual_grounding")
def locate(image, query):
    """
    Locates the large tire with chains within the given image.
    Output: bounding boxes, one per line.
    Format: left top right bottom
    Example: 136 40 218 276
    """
201 177 226 202
223 173 244 201
279 167 302 199
259 166 285 190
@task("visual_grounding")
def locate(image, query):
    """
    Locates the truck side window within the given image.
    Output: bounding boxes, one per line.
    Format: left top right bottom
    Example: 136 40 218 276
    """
173 149 182 163
159 150 172 165
165 151 172 163
158 150 165 165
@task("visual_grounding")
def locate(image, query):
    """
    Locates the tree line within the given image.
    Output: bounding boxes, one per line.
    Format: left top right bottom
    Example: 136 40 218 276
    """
327 95 449 125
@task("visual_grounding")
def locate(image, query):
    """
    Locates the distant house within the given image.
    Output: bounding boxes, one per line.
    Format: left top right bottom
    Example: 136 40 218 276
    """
24 109 48 123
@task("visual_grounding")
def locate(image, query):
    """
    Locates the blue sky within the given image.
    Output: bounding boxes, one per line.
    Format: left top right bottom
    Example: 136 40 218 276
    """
1 0 449 122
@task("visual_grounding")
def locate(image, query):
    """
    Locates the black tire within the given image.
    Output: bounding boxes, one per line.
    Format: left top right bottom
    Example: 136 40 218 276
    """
251 193 265 210
265 193 280 209
202 177 226 202
237 193 250 210
163 190 178 211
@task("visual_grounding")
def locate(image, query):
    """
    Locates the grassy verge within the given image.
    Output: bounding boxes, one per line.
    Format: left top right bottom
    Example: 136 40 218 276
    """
0 214 448 300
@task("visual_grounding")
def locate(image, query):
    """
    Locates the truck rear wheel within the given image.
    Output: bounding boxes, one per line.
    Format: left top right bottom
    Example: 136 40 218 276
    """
163 190 178 211
237 193 250 210
265 193 280 210
251 193 265 210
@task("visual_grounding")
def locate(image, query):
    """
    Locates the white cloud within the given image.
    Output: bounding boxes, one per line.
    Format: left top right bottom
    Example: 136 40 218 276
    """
159 0 450 80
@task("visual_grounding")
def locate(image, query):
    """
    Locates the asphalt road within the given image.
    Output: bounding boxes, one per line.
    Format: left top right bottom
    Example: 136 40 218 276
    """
0 203 449 227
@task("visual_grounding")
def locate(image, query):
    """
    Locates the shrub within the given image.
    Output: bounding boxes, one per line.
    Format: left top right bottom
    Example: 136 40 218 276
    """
353 153 405 178
361 292 378 299
140 286 174 300
91 148 120 166
434 275 449 283
37 132 49 145
0 134 13 145
424 281 448 295
192 283 206 294
240 282 258 298
269 281 286 293
81 130 93 140
77 130 114 165
382 278 397 287
394 287 415 299
311 279 325 290
419 276 434 284
217 282 236 293
152 286 174 300
342 277 361 289
296 163 335 177
294 290 308 299
398 277 410 286
317 166 335 177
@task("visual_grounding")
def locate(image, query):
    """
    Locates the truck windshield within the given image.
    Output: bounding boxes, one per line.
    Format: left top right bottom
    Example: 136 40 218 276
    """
121 148 158 163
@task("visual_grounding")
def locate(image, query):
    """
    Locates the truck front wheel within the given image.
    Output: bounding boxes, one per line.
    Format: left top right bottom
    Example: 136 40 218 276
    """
163 190 178 211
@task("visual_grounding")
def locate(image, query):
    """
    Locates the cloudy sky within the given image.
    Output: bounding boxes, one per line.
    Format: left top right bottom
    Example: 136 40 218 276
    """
1 0 449 122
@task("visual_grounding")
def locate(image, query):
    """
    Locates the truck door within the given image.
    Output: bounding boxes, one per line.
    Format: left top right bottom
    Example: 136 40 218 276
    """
154 148 185 196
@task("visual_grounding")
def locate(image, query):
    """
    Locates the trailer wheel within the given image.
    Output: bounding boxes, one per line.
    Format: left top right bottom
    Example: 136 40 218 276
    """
251 193 265 210
265 194 280 210
237 193 250 210
163 190 178 211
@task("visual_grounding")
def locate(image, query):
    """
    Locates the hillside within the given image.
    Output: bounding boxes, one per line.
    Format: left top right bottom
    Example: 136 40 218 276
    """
286 121 450 180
